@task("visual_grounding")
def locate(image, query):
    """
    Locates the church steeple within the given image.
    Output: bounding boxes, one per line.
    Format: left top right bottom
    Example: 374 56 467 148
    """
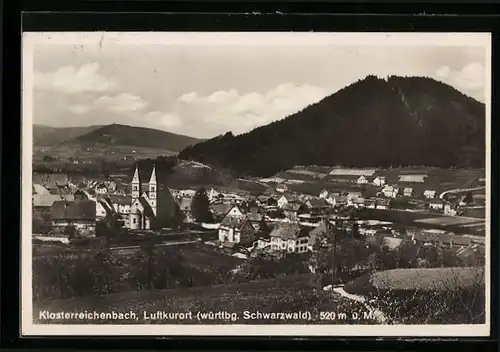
149 165 157 215
149 165 157 185
131 164 141 200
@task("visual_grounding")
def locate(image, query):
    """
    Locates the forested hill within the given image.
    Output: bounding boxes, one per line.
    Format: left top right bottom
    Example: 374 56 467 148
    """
178 75 485 177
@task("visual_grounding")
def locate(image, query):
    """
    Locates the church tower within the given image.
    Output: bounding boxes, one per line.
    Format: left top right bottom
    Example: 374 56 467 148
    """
148 165 157 216
131 165 141 201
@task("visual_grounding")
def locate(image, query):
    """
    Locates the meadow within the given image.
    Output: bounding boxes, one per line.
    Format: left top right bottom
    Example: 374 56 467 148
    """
33 274 375 325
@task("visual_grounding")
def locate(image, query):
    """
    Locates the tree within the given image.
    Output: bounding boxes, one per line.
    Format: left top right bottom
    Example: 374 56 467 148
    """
191 187 213 223
258 218 270 239
464 191 474 204
64 225 77 238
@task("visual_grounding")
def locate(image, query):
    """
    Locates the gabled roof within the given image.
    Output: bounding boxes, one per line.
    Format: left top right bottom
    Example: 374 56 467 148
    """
347 192 363 199
211 203 233 216
32 173 69 189
398 174 427 183
108 194 130 206
309 220 331 238
33 184 50 195
306 198 329 208
283 202 304 211
33 194 75 207
139 197 155 218
220 216 253 231
280 193 300 202
270 223 309 240
51 200 95 221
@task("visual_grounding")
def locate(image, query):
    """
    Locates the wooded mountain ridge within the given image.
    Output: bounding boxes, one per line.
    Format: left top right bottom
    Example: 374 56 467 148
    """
179 75 485 177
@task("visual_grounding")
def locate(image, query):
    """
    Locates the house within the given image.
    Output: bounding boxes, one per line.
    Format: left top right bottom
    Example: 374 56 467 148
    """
382 185 399 198
129 165 181 230
208 188 220 202
283 202 305 221
277 193 300 209
33 192 75 208
33 183 51 196
96 199 114 219
269 222 311 254
423 190 436 199
327 193 347 207
319 189 329 199
210 203 233 219
347 192 364 206
304 198 330 213
372 176 386 187
50 200 96 237
375 198 391 209
74 189 90 202
108 194 132 228
444 203 458 216
246 208 263 231
218 217 256 246
356 175 369 185
225 204 245 218
403 187 414 197
398 174 427 183
95 183 109 195
33 173 69 191
429 199 445 210
276 183 288 193
178 197 193 222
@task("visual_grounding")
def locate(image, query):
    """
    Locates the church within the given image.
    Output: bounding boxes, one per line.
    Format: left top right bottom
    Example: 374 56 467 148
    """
129 164 181 230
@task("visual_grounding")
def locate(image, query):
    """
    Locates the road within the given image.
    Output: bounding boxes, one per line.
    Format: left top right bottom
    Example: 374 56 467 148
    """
109 240 198 251
439 186 485 200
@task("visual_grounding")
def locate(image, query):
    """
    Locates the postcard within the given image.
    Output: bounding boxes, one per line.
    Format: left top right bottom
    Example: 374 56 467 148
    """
22 31 491 337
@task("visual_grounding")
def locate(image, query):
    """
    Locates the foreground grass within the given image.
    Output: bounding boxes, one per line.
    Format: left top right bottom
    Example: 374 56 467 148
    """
34 274 376 325
343 267 486 324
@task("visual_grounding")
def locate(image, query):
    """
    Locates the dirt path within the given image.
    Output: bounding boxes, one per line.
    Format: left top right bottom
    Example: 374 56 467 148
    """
439 186 485 200
331 286 389 324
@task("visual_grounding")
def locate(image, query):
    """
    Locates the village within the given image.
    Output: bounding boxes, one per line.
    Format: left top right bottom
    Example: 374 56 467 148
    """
32 163 486 268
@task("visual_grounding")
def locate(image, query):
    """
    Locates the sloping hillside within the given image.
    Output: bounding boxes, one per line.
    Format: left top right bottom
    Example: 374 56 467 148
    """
179 76 485 177
33 124 103 146
57 123 202 153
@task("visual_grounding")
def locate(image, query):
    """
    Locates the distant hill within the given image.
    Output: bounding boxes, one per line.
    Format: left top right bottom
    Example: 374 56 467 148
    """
33 124 104 146
38 123 202 153
179 75 486 177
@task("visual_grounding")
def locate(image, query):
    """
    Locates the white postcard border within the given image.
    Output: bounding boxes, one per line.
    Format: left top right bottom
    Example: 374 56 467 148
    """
21 31 492 337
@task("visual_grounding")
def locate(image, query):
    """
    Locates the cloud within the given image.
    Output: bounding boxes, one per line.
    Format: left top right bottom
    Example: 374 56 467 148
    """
94 93 149 113
434 62 485 101
143 111 182 128
34 63 116 94
176 83 328 135
67 104 91 114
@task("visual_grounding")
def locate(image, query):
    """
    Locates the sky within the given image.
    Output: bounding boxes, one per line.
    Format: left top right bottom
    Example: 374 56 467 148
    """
26 32 489 139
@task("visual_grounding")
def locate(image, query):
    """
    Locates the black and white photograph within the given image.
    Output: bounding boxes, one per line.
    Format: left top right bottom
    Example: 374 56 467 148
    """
22 32 491 336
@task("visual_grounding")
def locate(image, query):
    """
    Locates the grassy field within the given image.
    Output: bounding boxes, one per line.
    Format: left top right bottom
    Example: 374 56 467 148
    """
36 144 177 163
281 167 484 196
414 216 484 226
342 267 486 324
33 274 376 325
344 267 485 295
357 208 485 235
